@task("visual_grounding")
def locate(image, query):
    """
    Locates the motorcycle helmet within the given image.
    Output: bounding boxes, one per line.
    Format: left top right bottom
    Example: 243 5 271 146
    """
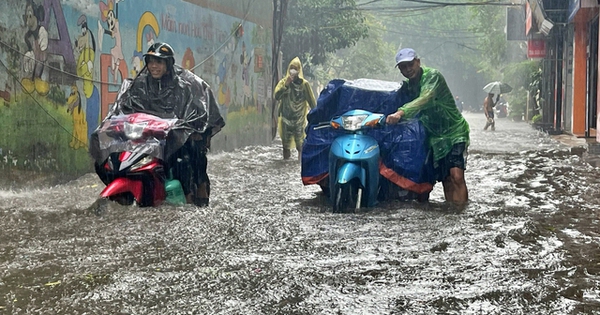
144 42 175 70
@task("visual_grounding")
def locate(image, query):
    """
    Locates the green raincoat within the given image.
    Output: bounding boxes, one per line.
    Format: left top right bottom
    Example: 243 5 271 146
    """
399 66 470 163
274 57 316 148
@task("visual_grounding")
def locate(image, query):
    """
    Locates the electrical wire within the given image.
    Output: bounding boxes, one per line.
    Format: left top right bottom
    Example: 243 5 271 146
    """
358 0 521 7
0 55 88 151
0 38 117 87
190 0 257 72
0 0 260 152
0 0 257 84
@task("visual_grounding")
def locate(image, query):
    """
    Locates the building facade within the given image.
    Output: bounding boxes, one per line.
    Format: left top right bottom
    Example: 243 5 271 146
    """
526 0 600 142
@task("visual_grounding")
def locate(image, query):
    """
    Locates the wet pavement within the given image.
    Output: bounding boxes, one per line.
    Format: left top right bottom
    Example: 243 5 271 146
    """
1 112 600 314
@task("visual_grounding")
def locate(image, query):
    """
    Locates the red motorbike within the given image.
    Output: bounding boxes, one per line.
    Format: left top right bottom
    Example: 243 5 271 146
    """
92 113 188 207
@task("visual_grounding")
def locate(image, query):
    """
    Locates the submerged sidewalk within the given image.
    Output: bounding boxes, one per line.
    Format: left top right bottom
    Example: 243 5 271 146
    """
551 133 600 167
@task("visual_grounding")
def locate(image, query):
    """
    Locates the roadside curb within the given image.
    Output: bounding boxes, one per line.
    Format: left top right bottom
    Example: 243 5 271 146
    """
551 134 600 167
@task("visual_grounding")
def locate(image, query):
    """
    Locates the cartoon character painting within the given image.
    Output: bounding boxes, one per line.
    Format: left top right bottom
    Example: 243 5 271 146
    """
146 31 155 48
22 0 50 96
217 56 230 109
75 14 96 98
130 32 154 77
130 54 142 78
0 83 10 105
66 84 88 149
130 32 157 77
240 41 252 101
98 0 124 83
73 14 101 142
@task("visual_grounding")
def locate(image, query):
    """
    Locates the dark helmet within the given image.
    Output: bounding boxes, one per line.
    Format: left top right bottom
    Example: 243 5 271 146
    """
144 42 175 69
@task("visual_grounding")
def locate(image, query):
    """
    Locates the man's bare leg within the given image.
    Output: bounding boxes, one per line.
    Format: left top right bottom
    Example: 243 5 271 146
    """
442 167 468 205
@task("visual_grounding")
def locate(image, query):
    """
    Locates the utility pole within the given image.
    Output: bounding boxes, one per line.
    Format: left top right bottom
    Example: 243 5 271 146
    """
271 0 288 140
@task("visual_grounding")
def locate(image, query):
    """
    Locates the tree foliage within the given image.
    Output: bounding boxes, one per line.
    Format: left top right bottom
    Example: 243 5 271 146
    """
363 0 490 107
280 0 537 114
502 60 541 119
503 60 540 92
466 1 511 78
352 0 533 112
281 0 369 77
313 15 396 83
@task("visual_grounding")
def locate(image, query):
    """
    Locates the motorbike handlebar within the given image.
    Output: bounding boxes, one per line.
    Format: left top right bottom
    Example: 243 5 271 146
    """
313 121 332 130
313 113 387 130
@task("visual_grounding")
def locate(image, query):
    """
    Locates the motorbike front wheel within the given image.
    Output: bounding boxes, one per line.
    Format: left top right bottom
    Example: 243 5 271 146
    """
111 192 135 206
332 181 361 214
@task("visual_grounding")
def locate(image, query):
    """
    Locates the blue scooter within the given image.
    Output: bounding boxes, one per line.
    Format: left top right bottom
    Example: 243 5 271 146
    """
315 109 385 213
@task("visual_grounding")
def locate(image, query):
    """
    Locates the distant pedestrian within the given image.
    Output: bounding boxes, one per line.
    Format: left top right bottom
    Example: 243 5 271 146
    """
483 93 498 131
274 57 317 160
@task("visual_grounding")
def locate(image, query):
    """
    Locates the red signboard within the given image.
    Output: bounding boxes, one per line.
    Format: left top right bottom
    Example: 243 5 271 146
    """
527 39 546 59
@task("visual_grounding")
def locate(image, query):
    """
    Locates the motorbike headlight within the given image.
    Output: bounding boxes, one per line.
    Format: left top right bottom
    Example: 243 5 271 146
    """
123 122 147 139
130 156 154 171
341 114 368 131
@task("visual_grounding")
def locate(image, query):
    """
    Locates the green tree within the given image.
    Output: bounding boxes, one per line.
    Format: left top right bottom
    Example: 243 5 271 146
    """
503 60 540 92
281 0 369 77
466 1 511 79
502 60 541 120
313 15 396 83
356 0 532 112
355 0 491 107
282 0 534 114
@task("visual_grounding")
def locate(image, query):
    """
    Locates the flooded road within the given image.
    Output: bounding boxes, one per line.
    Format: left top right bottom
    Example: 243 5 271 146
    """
1 112 600 314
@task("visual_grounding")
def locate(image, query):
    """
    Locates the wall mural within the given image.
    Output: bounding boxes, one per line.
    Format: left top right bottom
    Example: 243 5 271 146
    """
0 0 273 175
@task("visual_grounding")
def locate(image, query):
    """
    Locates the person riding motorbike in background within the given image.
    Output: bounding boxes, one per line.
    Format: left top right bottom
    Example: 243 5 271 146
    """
91 42 225 207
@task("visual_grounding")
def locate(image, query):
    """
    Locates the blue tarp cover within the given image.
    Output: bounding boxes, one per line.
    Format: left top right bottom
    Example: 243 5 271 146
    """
301 78 435 193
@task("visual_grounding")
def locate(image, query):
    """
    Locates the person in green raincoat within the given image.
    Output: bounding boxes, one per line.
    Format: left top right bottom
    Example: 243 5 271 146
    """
274 57 317 160
386 48 470 205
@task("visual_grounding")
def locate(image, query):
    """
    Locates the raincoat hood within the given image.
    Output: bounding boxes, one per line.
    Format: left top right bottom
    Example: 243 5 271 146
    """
286 57 305 80
273 56 316 149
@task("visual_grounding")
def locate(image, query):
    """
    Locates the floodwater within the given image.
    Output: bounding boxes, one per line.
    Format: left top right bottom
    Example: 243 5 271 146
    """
1 112 599 314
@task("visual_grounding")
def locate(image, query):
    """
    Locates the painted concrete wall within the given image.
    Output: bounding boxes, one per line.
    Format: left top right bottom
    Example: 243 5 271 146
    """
0 0 274 176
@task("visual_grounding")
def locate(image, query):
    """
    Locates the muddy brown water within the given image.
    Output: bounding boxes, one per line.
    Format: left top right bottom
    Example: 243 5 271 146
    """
1 112 599 314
